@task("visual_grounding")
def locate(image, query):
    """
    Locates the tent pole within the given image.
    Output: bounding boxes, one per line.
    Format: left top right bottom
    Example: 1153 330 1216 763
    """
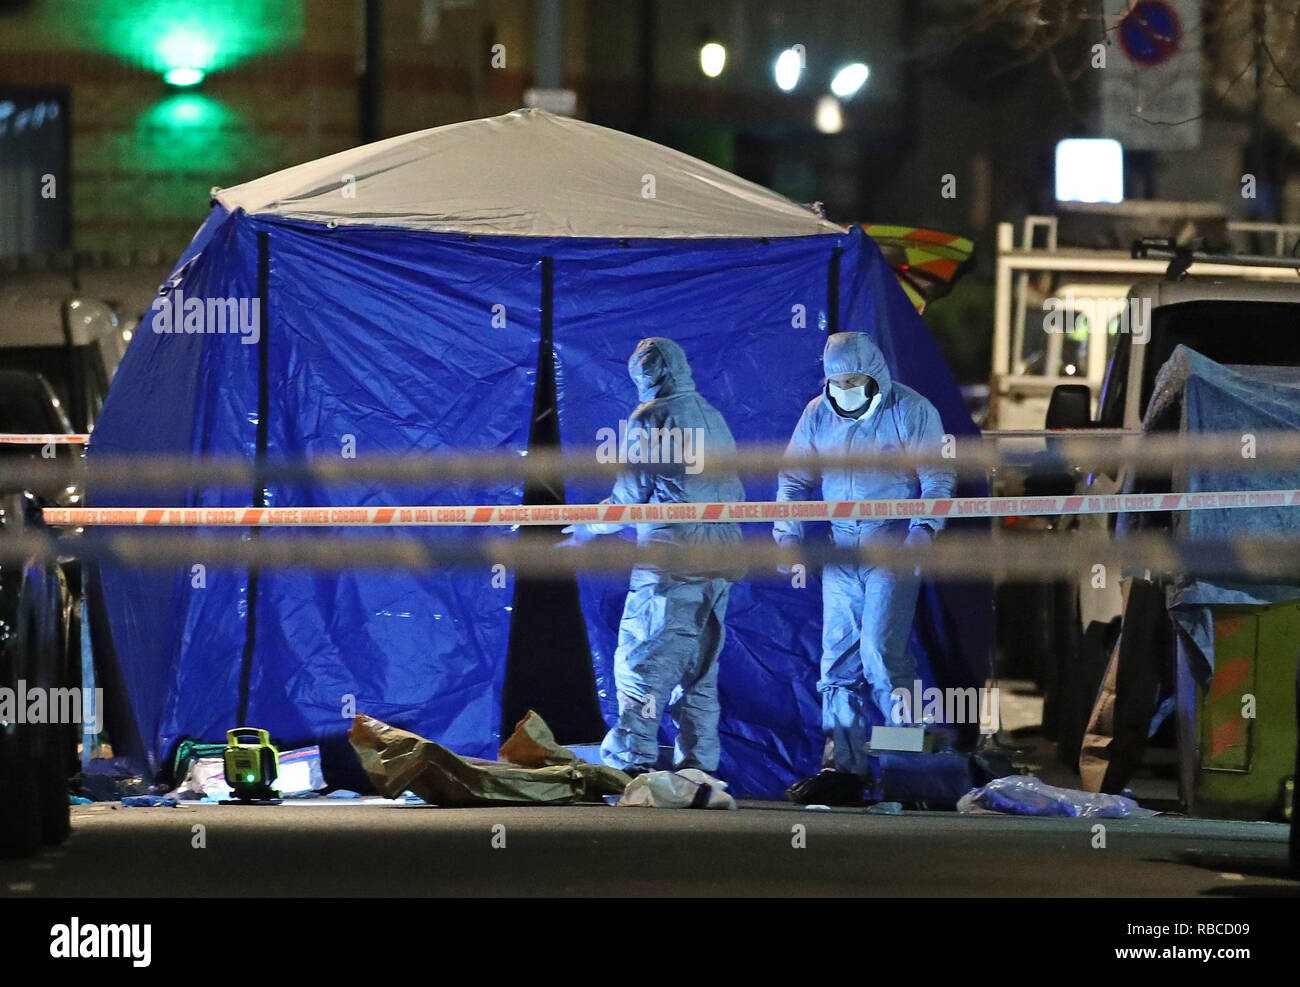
633 0 656 136
534 0 563 91
237 231 272 725
358 0 382 144
826 246 841 335
501 254 604 741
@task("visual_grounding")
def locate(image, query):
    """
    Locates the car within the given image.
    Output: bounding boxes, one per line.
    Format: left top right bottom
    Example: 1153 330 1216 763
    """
0 490 75 856
0 368 83 506
0 296 129 434
0 370 82 856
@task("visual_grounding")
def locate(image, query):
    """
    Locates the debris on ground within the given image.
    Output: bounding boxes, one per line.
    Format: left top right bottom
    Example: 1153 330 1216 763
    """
168 744 326 802
957 775 1158 818
865 801 903 815
348 710 629 806
121 795 179 808
617 769 737 809
73 772 151 802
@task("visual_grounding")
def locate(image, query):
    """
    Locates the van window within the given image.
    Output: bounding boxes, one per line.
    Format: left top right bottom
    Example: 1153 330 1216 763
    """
1018 307 1090 378
1140 300 1300 411
0 373 72 434
1 343 103 432
1098 332 1130 427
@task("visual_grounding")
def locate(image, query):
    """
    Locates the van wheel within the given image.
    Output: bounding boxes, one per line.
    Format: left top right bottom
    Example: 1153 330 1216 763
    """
0 726 42 857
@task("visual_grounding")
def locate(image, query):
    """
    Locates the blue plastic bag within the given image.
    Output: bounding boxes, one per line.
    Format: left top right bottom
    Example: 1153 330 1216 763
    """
121 795 179 808
957 776 1156 818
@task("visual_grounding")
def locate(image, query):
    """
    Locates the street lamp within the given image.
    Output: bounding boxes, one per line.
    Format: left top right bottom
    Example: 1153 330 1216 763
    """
815 95 843 133
774 47 802 91
1055 138 1124 203
830 62 870 99
699 42 726 78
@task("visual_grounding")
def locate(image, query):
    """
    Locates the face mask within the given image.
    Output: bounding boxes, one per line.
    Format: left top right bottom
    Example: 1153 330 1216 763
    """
828 382 869 412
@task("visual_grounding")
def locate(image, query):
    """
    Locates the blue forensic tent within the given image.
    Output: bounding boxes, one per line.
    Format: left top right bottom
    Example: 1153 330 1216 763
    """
89 109 988 796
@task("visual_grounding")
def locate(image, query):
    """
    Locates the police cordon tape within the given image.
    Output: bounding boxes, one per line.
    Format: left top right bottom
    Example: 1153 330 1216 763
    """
0 429 1122 445
0 433 91 444
38 488 1300 528
5 529 1300 581
0 430 1113 444
3 430 1300 494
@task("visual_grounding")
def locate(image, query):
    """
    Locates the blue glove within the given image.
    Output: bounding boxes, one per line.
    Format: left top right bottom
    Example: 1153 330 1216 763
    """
558 524 598 548
558 520 625 546
904 525 933 548
905 525 932 576
776 534 801 575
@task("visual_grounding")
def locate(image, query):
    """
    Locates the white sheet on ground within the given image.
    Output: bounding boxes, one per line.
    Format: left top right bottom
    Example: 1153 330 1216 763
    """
618 768 738 809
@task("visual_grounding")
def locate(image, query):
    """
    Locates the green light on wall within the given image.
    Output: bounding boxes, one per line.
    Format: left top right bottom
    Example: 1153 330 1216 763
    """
133 93 272 179
142 94 227 131
51 1 304 77
163 67 205 88
158 27 215 75
164 95 206 124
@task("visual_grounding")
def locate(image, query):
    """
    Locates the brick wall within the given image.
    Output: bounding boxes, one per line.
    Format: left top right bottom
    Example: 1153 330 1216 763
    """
0 0 539 254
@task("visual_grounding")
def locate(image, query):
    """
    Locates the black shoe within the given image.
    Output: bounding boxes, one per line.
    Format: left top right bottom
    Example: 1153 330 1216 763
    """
786 769 866 806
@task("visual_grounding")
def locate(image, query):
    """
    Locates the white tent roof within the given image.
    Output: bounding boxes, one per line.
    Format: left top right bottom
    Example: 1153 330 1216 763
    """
215 108 843 239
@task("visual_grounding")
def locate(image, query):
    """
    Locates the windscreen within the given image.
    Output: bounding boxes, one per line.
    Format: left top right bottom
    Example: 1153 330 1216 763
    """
1141 300 1300 411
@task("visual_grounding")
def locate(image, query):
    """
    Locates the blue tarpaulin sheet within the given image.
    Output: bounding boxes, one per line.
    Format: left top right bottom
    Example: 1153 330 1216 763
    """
1144 345 1300 679
89 211 988 797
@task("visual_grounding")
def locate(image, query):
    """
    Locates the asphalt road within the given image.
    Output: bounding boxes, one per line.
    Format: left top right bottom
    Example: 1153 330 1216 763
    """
2 799 1297 897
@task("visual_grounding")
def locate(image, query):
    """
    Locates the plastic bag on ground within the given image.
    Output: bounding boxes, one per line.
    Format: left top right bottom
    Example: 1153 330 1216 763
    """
170 756 232 801
496 709 633 794
956 775 1157 818
121 795 178 807
498 710 580 766
275 745 327 795
618 769 738 809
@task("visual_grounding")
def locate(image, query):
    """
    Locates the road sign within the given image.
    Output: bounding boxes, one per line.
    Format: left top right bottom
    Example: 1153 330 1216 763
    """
1100 0 1201 150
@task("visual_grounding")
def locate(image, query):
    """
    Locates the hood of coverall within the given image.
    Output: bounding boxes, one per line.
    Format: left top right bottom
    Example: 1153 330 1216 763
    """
628 337 696 401
822 331 892 419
